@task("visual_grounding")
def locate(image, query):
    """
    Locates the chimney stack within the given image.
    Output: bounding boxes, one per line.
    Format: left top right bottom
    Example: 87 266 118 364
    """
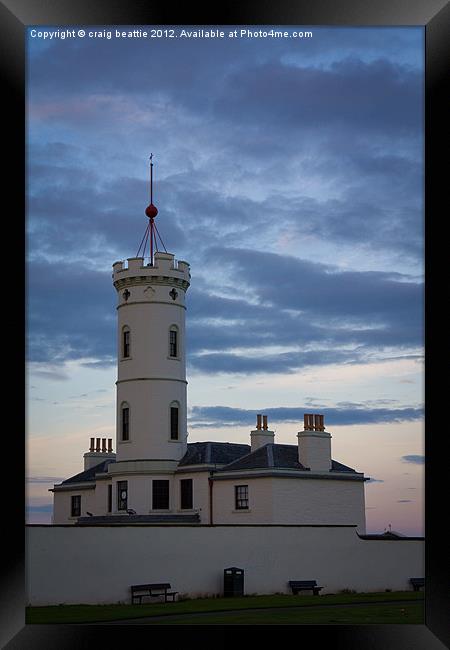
250 413 274 452
297 413 332 471
83 436 116 471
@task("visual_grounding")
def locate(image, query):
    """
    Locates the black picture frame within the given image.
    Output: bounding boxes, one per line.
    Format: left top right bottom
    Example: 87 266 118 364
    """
6 0 448 647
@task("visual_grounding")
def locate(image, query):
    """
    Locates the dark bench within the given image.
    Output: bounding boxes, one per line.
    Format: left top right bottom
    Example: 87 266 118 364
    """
131 583 178 604
409 577 425 591
289 580 323 595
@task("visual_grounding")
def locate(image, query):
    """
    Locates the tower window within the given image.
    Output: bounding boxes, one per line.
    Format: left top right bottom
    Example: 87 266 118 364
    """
123 329 130 358
170 405 179 440
117 481 128 511
180 479 193 510
152 480 169 510
169 328 178 357
107 485 112 513
71 495 81 517
121 405 130 441
235 485 249 510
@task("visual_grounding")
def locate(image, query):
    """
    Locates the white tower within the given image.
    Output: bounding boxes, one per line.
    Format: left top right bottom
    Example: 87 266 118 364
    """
112 253 190 462
111 156 190 488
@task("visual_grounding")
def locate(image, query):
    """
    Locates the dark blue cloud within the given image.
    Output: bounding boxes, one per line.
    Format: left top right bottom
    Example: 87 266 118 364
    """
188 404 423 428
26 504 53 513
401 455 425 464
26 28 424 380
214 57 422 136
27 241 423 373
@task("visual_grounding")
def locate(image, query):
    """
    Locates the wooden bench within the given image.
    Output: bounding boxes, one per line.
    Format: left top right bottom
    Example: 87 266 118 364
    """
289 580 323 595
130 583 178 604
409 577 425 591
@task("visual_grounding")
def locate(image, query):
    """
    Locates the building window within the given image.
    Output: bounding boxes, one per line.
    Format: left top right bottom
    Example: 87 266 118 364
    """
180 479 193 510
235 485 249 510
170 404 179 440
169 327 178 358
117 481 128 511
107 485 112 513
122 328 130 358
71 495 81 517
152 480 169 510
121 404 130 441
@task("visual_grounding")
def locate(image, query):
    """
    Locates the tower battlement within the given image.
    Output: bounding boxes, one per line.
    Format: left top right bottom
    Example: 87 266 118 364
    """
112 252 190 288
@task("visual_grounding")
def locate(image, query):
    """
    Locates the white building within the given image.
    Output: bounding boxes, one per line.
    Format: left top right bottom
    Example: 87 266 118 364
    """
51 183 368 531
51 248 368 530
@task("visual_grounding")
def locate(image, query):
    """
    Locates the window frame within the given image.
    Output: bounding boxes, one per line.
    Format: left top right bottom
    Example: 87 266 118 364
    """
169 326 179 358
71 494 81 517
180 478 193 510
152 479 170 510
170 403 179 440
121 403 130 441
117 480 128 511
122 327 130 358
235 485 249 510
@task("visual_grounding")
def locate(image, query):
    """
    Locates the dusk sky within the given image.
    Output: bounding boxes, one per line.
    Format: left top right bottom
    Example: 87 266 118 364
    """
26 25 424 534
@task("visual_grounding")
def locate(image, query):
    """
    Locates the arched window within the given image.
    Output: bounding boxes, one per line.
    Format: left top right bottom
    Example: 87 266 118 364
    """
170 401 180 440
122 326 131 358
121 402 130 441
169 325 179 358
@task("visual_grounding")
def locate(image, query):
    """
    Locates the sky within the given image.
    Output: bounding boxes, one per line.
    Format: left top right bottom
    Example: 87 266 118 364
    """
26 25 424 534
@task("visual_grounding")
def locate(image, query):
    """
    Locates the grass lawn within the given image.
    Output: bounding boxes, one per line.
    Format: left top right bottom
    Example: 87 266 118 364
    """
26 591 424 625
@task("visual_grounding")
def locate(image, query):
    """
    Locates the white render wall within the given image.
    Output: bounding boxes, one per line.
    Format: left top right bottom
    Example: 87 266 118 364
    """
26 525 424 605
213 476 366 532
52 487 97 524
52 472 366 527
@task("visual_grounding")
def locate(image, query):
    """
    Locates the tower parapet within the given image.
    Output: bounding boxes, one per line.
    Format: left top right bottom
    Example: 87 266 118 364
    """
113 253 190 289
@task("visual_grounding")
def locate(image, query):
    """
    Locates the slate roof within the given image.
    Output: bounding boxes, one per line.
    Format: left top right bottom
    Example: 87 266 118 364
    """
215 443 358 474
56 441 358 486
59 459 115 485
178 441 251 467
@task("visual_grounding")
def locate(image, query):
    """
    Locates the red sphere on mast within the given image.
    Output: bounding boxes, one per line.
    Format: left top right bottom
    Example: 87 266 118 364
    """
145 203 158 219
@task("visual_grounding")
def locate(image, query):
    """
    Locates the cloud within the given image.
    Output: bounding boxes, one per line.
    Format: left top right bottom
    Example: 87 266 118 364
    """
188 404 423 429
26 504 53 513
27 244 423 373
366 478 384 484
214 57 422 137
397 500 413 503
26 30 424 383
401 455 425 464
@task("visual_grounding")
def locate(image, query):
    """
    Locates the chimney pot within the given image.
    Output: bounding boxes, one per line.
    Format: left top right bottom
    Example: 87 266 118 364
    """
96 438 101 452
108 438 113 452
89 437 95 452
256 414 262 430
263 415 268 430
101 438 107 452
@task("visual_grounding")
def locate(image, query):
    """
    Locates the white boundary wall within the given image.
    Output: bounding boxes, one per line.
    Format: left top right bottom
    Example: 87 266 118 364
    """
26 525 424 605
